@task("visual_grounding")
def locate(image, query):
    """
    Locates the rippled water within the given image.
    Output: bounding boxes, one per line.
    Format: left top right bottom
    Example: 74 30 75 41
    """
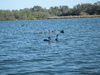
0 18 100 75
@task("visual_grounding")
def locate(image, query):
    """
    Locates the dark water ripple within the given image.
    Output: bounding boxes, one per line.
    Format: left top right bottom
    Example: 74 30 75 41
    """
0 18 100 75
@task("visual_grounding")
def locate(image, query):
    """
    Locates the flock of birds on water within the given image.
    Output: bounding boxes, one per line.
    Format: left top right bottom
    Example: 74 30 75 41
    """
41 30 64 42
21 24 64 42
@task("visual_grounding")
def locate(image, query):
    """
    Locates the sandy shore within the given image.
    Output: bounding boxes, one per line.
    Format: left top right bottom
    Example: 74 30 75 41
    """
47 15 100 19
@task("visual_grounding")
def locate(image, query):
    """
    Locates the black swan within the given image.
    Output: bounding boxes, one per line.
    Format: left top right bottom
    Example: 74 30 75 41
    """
60 30 64 33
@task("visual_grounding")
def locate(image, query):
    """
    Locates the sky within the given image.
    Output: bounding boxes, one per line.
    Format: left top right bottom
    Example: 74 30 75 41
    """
0 0 99 10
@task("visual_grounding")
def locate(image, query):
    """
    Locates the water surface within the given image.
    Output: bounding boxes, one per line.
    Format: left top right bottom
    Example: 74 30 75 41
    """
0 18 100 75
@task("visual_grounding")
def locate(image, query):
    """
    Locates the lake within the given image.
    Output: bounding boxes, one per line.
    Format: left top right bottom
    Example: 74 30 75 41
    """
0 17 100 75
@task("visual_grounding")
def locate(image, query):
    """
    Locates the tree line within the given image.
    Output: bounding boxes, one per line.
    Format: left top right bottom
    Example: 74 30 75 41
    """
0 1 100 20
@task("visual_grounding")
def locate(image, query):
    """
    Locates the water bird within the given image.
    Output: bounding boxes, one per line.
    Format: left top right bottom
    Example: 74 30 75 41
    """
39 32 46 34
50 30 56 33
43 37 51 41
22 24 24 26
55 34 58 41
48 30 56 34
60 30 64 33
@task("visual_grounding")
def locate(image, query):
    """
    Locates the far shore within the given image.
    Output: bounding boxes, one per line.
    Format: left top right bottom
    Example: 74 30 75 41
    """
47 15 100 19
0 15 100 21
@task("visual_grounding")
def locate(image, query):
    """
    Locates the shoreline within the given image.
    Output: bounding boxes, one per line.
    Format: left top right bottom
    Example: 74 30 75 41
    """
0 15 100 21
47 15 100 19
